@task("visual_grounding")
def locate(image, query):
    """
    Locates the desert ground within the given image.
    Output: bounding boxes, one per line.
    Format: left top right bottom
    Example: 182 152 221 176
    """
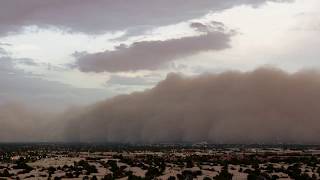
1 144 320 179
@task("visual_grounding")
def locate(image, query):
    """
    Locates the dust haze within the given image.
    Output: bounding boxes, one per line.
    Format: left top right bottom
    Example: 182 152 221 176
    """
2 67 320 144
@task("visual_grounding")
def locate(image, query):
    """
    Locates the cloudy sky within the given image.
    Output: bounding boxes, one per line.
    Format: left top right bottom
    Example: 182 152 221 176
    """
1 0 319 110
1 0 320 142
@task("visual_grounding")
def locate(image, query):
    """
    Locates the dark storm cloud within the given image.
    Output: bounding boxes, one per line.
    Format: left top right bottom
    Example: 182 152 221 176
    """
0 0 290 36
76 22 232 72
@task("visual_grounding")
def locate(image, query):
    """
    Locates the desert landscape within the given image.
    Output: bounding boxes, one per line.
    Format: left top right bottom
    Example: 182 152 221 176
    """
1 144 320 179
1 0 320 179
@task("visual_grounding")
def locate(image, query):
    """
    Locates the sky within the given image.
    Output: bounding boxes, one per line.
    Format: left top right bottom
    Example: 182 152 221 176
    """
1 0 320 143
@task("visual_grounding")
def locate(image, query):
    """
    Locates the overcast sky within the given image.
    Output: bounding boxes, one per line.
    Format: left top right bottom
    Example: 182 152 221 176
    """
1 0 319 109
1 0 320 142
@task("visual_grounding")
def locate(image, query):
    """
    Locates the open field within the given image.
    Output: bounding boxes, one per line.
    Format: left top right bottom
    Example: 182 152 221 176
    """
1 143 320 179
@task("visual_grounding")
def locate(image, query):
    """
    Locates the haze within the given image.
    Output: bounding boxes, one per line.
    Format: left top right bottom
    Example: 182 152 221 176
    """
1 0 320 143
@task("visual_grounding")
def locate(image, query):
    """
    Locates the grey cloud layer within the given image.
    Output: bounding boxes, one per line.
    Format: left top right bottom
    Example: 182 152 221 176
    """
0 0 288 35
0 57 112 111
0 48 6 55
0 43 10 55
77 33 231 72
2 67 320 143
77 22 231 72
